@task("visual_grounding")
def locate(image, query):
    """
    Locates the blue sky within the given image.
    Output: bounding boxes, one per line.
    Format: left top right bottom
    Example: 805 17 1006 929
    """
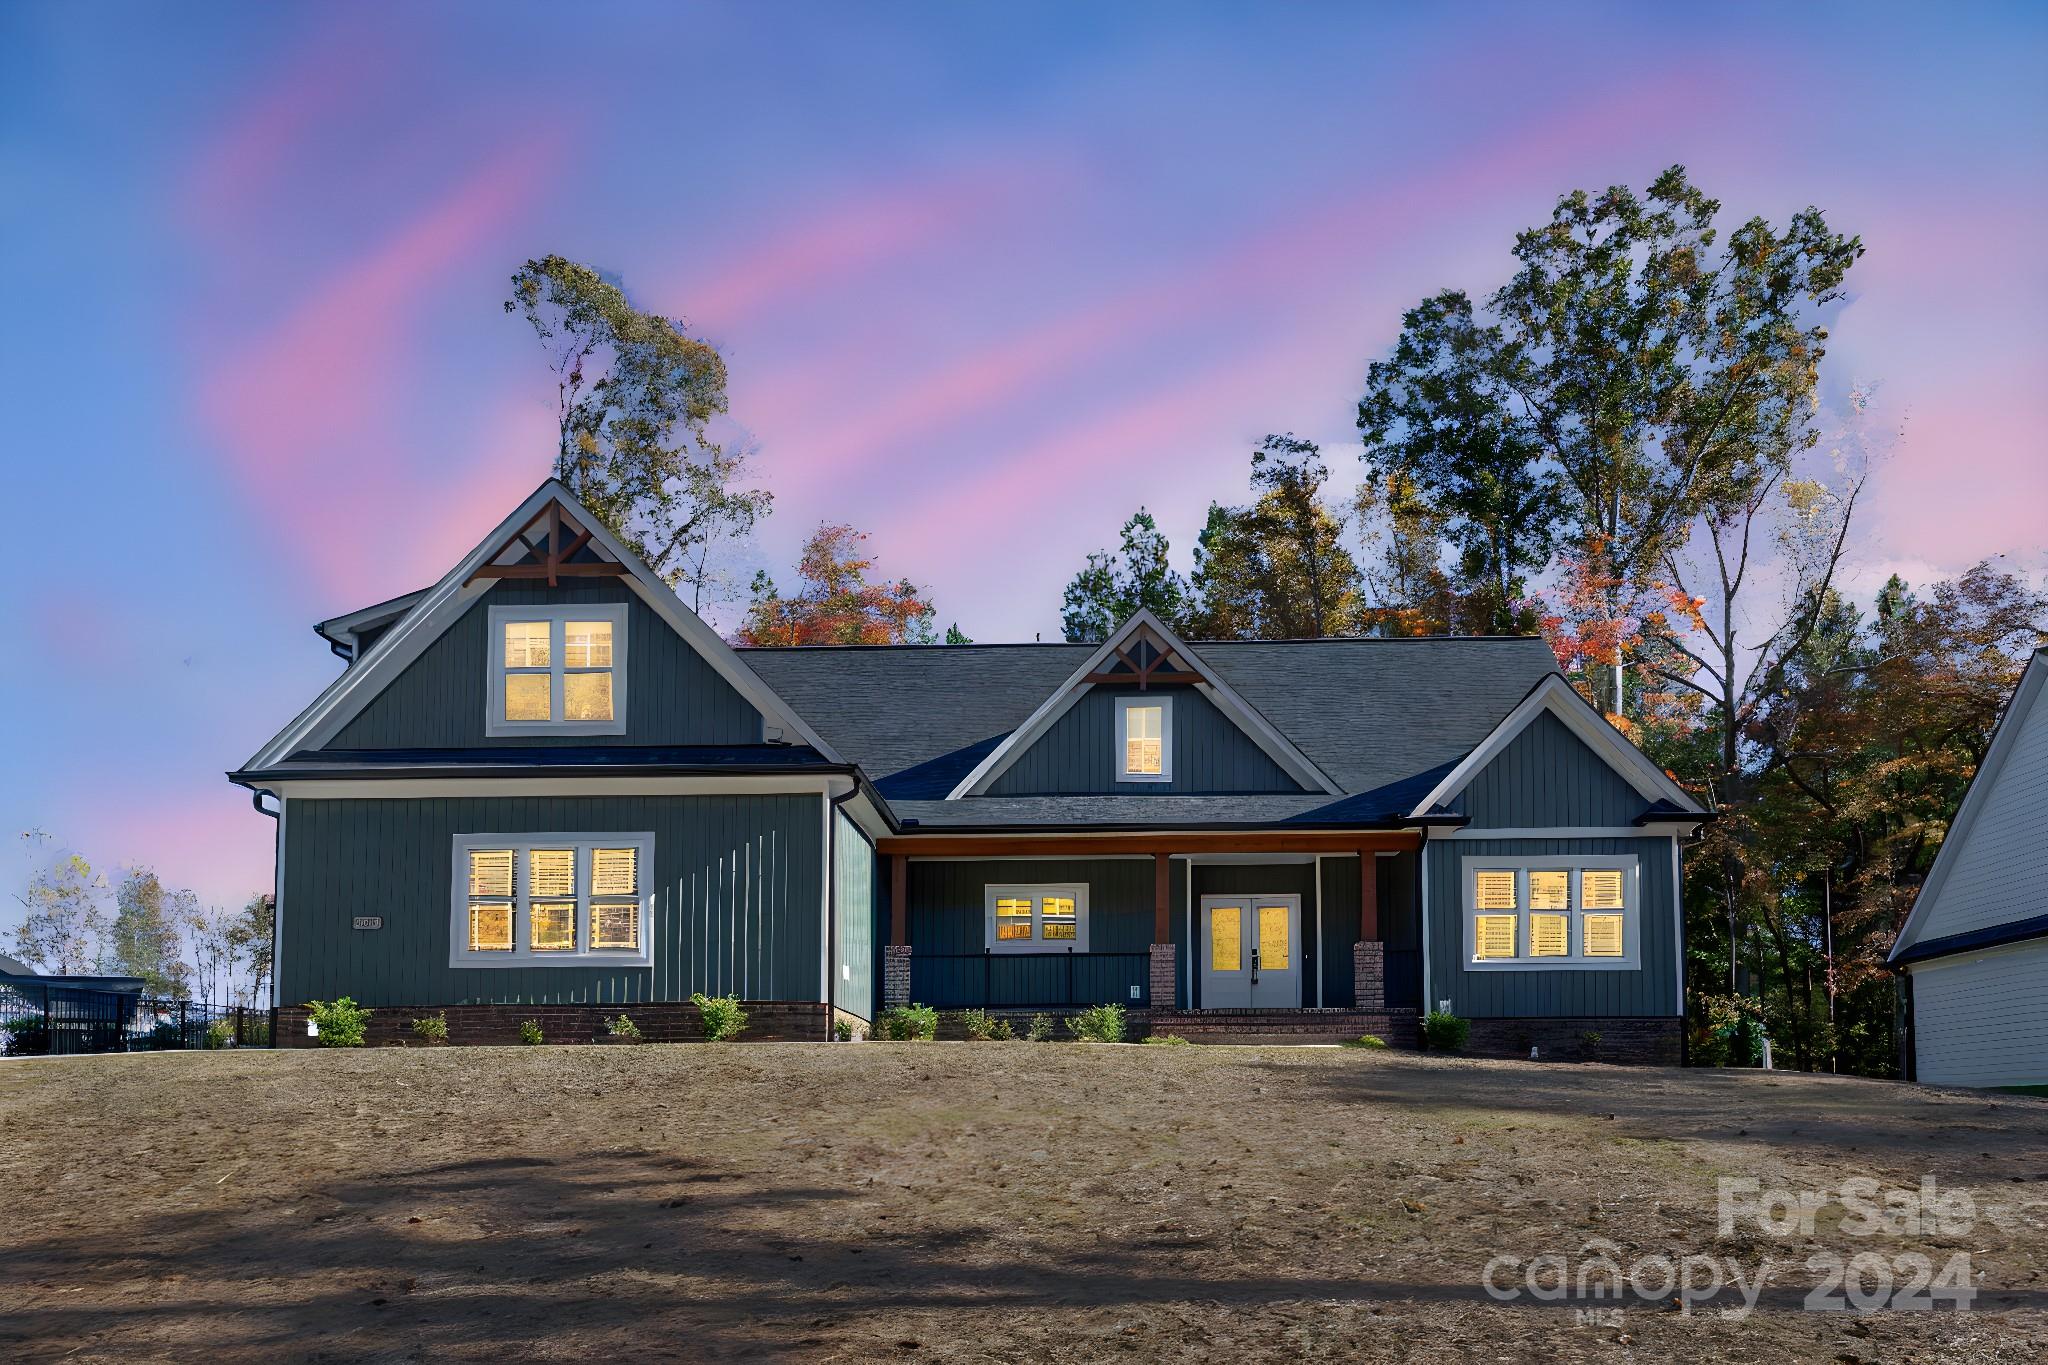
2 1 2043 924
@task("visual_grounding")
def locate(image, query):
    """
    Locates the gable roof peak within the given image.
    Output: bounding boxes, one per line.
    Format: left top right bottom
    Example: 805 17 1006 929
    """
943 608 1342 798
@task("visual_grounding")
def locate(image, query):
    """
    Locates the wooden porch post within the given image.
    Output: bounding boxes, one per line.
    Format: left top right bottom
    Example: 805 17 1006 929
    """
1358 850 1379 942
1153 853 1171 943
890 854 907 946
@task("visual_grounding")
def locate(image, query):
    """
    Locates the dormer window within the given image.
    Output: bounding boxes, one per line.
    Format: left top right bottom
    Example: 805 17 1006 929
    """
486 603 629 736
1115 695 1172 783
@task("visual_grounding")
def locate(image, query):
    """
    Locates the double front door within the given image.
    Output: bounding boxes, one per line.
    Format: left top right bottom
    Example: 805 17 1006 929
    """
1199 895 1301 1008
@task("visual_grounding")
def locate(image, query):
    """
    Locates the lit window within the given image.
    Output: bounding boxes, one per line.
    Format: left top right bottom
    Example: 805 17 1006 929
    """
1465 859 1636 969
985 884 1090 952
1115 695 1173 782
450 834 653 966
487 605 627 735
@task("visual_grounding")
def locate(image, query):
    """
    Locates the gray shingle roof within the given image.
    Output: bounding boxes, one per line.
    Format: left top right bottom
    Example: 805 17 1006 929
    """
741 636 1561 826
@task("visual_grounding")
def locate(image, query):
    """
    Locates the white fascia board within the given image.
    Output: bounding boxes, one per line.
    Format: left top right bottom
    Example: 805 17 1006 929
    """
1408 674 1704 819
243 479 843 769
945 608 1339 798
1888 651 2048 962
260 774 856 801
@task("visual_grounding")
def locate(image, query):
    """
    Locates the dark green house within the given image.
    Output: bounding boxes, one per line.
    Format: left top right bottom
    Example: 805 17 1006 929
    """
233 480 1708 1057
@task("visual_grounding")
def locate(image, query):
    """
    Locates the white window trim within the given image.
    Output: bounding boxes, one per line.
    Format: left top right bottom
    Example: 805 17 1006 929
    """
1114 695 1173 784
485 603 630 737
1461 854 1639 971
983 883 1090 953
449 832 654 968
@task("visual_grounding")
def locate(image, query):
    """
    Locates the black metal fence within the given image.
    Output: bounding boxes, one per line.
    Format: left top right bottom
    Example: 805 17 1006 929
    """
0 982 274 1056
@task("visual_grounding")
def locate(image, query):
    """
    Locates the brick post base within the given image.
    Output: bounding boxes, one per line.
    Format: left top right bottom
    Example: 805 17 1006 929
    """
883 944 913 1009
1352 940 1385 1011
1148 943 1177 1010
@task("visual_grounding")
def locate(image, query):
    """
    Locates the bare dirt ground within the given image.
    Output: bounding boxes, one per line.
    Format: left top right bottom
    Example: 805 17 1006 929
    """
4 1044 2046 1364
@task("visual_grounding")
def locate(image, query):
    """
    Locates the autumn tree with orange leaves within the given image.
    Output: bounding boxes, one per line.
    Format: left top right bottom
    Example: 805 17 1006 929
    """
736 523 939 647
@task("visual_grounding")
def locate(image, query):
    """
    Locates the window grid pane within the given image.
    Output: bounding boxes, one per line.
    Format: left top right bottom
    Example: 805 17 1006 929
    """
1582 869 1625 910
1583 914 1625 957
592 848 638 897
504 673 551 721
1474 914 1517 959
1257 905 1290 970
503 621 551 668
563 620 613 669
468 849 513 898
592 902 640 949
995 896 1033 941
1473 870 1518 910
1528 912 1570 957
469 902 513 952
1210 905 1242 971
1041 894 1077 941
563 671 614 722
1529 870 1570 911
529 848 576 899
530 901 576 951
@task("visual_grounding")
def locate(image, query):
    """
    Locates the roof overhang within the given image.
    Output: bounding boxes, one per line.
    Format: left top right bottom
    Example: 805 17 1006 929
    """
943 609 1342 799
1407 673 1707 821
240 480 844 774
1887 649 2048 965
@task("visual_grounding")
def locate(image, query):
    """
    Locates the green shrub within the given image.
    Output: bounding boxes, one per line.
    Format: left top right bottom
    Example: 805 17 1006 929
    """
604 1013 642 1040
204 1019 234 1049
690 992 748 1042
1068 1002 1127 1043
1342 1033 1389 1050
307 997 371 1048
832 1017 856 1041
959 1008 1013 1041
879 1003 938 1041
1421 1010 1469 1053
149 1019 185 1049
518 1019 544 1046
1577 1029 1603 1058
410 1013 449 1044
2 1014 49 1056
1025 1013 1055 1042
1142 1033 1189 1046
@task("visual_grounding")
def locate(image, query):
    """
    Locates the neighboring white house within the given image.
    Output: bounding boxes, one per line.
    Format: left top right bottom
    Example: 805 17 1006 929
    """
1889 649 2048 1088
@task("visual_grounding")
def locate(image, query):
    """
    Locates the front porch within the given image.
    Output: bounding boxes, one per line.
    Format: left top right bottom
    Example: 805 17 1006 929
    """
874 830 1426 1034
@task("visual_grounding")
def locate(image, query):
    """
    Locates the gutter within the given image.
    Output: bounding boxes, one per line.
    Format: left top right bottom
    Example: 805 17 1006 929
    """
1886 912 2048 970
228 761 867 787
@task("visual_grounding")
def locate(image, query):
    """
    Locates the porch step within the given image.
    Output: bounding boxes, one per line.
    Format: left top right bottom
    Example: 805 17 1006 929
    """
1148 1009 1419 1047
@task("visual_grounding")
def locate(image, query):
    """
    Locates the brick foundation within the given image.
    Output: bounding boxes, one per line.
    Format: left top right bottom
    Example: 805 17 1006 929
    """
1149 1008 1420 1046
1148 943 1177 1009
882 944 913 1009
277 1000 834 1048
1352 941 1385 1010
1456 1016 1684 1066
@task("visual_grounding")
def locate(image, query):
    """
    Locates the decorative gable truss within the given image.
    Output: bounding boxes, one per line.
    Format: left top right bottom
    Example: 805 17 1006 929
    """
1408 673 1707 824
242 480 841 770
945 609 1342 799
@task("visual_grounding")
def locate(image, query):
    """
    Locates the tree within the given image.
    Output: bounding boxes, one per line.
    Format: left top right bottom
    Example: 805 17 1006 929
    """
1358 166 1862 706
12 840 107 975
1352 471 1464 636
507 256 771 608
108 869 191 997
231 894 275 1006
943 624 974 645
1189 436 1363 639
178 897 237 1005
737 524 937 646
1060 509 1192 641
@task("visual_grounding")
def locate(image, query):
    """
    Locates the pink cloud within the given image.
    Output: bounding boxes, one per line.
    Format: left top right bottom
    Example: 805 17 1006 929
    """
178 13 400 230
197 130 568 597
661 154 1074 333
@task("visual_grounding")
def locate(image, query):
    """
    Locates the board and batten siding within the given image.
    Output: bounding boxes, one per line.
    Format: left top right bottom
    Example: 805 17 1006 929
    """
326 579 763 749
1311 853 1421 1009
1448 710 1646 828
832 810 876 1022
279 795 822 1007
1425 836 1679 1018
906 857 1186 1007
987 686 1305 795
1910 941 2048 1087
1900 689 2048 946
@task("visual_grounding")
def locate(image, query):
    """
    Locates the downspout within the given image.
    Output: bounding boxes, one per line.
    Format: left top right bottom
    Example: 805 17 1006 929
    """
251 789 281 1009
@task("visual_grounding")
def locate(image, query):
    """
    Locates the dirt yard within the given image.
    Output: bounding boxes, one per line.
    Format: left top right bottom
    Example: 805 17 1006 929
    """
4 1044 2045 1363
